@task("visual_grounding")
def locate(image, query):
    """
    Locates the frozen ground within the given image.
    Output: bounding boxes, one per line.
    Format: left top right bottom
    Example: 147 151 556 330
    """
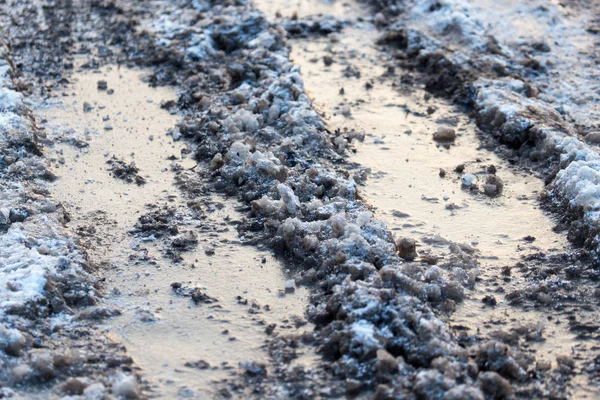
0 0 599 398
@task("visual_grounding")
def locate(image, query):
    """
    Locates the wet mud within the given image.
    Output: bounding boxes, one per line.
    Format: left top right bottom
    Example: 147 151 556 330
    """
39 65 314 398
2 0 600 398
257 0 600 397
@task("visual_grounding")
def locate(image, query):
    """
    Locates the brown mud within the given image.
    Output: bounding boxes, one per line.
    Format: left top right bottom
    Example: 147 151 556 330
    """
2 0 600 398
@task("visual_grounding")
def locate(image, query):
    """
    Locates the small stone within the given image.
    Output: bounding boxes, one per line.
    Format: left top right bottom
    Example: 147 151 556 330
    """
199 96 211 109
346 378 364 394
240 361 266 376
341 105 351 117
536 360 552 371
532 41 551 52
482 175 503 196
374 12 387 26
265 324 276 335
97 80 108 90
556 355 575 370
537 292 552 305
31 354 54 380
482 295 497 306
184 360 210 370
284 279 296 293
323 55 334 66
524 83 539 98
231 91 246 104
83 382 106 399
433 127 456 142
396 237 417 261
461 173 477 187
83 102 93 112
585 131 600 144
74 305 121 321
11 364 32 384
135 308 158 322
37 245 51 255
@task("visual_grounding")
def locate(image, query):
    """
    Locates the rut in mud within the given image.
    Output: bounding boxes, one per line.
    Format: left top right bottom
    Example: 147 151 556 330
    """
1 0 600 399
39 65 314 398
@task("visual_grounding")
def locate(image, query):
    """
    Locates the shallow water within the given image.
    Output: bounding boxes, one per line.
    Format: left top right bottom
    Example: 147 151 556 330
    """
38 65 312 398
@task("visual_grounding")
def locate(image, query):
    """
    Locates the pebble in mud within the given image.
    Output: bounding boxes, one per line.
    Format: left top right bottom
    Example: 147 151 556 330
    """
482 294 497 306
461 173 477 188
433 127 456 142
482 175 503 197
83 101 93 112
284 279 296 293
395 237 418 261
184 360 211 370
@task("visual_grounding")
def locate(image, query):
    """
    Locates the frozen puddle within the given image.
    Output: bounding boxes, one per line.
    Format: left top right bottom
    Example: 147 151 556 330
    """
37 65 312 398
255 0 598 396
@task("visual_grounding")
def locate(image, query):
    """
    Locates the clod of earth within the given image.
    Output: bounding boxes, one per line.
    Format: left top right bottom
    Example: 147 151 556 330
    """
106 156 146 185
